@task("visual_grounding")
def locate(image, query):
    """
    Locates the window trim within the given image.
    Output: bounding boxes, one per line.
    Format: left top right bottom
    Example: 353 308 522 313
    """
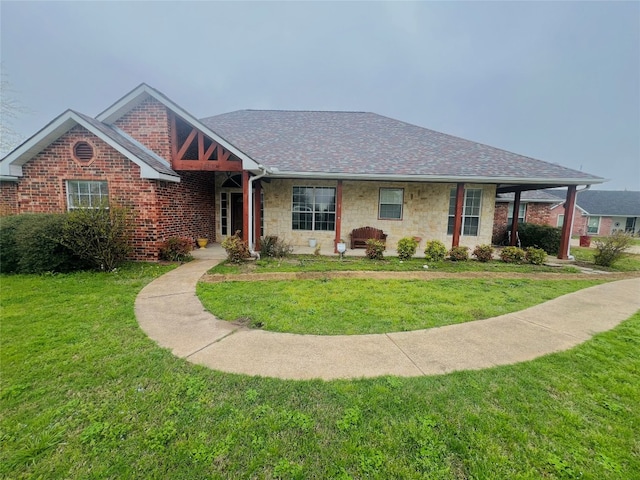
66 180 109 210
587 216 600 235
378 188 404 220
507 202 526 224
447 188 482 236
557 214 564 228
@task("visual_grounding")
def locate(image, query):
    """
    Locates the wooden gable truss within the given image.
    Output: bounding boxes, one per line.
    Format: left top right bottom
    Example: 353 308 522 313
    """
170 114 242 171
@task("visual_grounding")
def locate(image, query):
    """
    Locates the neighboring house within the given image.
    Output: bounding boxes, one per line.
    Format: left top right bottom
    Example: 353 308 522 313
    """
0 83 605 261
548 190 640 236
492 190 562 243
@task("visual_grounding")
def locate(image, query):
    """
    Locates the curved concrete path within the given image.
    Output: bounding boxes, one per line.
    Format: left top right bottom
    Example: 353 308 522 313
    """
135 248 640 380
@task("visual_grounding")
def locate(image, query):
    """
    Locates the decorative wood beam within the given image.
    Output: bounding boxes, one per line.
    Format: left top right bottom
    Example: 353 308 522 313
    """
510 191 521 246
334 180 343 253
452 183 464 248
198 131 205 159
558 185 577 259
176 128 197 160
203 141 216 161
172 158 242 171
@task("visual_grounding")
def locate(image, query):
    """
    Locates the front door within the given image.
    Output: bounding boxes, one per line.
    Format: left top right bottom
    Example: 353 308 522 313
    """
231 193 243 237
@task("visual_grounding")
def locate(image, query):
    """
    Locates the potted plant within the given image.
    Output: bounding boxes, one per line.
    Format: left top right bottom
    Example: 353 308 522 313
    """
196 237 209 249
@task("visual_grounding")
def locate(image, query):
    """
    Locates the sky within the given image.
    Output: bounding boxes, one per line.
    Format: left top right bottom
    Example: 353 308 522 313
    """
1 1 638 190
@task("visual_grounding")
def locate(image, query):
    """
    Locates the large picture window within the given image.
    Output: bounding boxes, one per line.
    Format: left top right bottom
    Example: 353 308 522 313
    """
379 188 403 220
292 186 336 231
447 188 482 236
66 180 109 209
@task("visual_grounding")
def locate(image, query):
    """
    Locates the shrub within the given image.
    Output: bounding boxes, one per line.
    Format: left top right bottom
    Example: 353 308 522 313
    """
365 239 385 260
525 247 547 265
260 235 293 258
500 246 526 263
472 244 494 262
424 240 447 262
448 245 469 261
222 231 250 263
593 232 633 267
518 223 562 254
0 213 84 273
59 206 133 271
159 237 193 262
396 236 418 260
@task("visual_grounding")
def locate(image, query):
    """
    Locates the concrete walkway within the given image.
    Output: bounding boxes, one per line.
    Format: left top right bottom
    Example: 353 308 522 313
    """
135 245 640 380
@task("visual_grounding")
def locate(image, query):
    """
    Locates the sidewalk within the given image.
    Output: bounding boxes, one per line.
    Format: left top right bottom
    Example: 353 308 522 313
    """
135 245 640 380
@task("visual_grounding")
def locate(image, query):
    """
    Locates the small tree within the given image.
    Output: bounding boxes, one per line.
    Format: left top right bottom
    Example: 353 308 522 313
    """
59 205 133 271
593 232 632 267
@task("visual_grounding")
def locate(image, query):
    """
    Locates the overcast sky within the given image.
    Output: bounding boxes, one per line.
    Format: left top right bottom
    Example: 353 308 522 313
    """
2 1 638 190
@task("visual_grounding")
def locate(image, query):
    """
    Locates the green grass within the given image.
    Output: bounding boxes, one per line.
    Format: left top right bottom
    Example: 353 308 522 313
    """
198 278 604 334
2 266 639 478
209 255 581 275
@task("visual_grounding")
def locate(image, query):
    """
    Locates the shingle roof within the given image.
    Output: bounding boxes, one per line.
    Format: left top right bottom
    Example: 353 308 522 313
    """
201 110 603 183
571 190 640 216
496 190 562 203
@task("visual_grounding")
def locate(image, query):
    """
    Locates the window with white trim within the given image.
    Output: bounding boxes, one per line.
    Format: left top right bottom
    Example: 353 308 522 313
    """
587 216 600 234
557 214 564 227
292 186 336 231
66 180 109 209
379 188 403 220
507 202 526 224
447 188 482 236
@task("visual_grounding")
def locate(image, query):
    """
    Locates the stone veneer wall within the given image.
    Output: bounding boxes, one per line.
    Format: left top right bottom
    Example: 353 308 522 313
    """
251 179 495 250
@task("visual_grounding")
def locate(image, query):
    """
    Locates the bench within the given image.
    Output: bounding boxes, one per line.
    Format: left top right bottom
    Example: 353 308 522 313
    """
349 226 387 249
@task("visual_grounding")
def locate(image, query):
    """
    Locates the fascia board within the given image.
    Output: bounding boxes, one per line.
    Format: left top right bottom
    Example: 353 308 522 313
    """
96 84 261 172
264 171 607 185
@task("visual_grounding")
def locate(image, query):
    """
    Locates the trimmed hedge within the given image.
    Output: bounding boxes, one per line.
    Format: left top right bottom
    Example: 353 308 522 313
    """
518 223 561 255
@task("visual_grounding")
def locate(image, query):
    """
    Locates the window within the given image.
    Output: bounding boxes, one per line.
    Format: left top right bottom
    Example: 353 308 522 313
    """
292 186 336 231
557 214 564 228
66 180 108 209
587 216 600 234
379 188 403 220
220 192 228 235
447 188 482 236
507 202 526 224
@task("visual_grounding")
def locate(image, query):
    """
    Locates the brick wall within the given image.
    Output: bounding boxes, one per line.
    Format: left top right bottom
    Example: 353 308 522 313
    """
0 182 18 216
113 97 172 160
492 201 553 244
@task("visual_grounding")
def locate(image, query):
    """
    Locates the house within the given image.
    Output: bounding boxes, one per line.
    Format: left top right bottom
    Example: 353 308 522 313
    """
492 190 562 244
0 83 605 261
548 190 640 236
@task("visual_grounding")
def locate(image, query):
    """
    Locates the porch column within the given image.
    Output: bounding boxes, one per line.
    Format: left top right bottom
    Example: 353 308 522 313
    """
334 180 343 253
452 183 465 248
558 185 577 259
510 191 521 246
242 170 250 243
254 179 262 250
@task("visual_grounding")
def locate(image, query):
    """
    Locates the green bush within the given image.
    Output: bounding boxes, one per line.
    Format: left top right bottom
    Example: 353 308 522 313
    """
518 223 562 254
500 246 526 263
396 236 418 260
159 237 193 262
222 231 250 263
424 240 447 262
593 232 633 267
59 206 133 271
365 239 385 260
260 235 293 258
472 244 494 262
0 213 86 274
448 245 469 261
525 247 547 265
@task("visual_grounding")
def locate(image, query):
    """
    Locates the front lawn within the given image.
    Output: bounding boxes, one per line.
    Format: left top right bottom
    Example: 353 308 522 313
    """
197 278 604 334
2 266 639 478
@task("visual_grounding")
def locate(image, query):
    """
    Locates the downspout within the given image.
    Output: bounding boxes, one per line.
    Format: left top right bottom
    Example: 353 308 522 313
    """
566 184 591 260
247 165 269 255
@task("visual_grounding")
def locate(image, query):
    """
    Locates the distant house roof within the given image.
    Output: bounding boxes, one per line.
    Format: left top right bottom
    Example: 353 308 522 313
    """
566 190 640 216
496 190 562 203
201 110 604 186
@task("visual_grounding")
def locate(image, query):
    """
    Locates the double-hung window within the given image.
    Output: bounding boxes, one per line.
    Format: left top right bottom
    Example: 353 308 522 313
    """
379 188 403 220
447 188 482 236
587 216 600 234
507 202 526 225
66 180 109 210
292 186 336 231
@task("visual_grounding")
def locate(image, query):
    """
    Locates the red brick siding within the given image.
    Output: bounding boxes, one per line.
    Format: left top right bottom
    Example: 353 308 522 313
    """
492 201 552 244
113 97 172 160
525 203 551 225
0 182 18 216
492 202 509 243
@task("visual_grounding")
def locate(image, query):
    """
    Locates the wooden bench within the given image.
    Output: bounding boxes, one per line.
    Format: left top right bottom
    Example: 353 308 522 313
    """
349 226 387 249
